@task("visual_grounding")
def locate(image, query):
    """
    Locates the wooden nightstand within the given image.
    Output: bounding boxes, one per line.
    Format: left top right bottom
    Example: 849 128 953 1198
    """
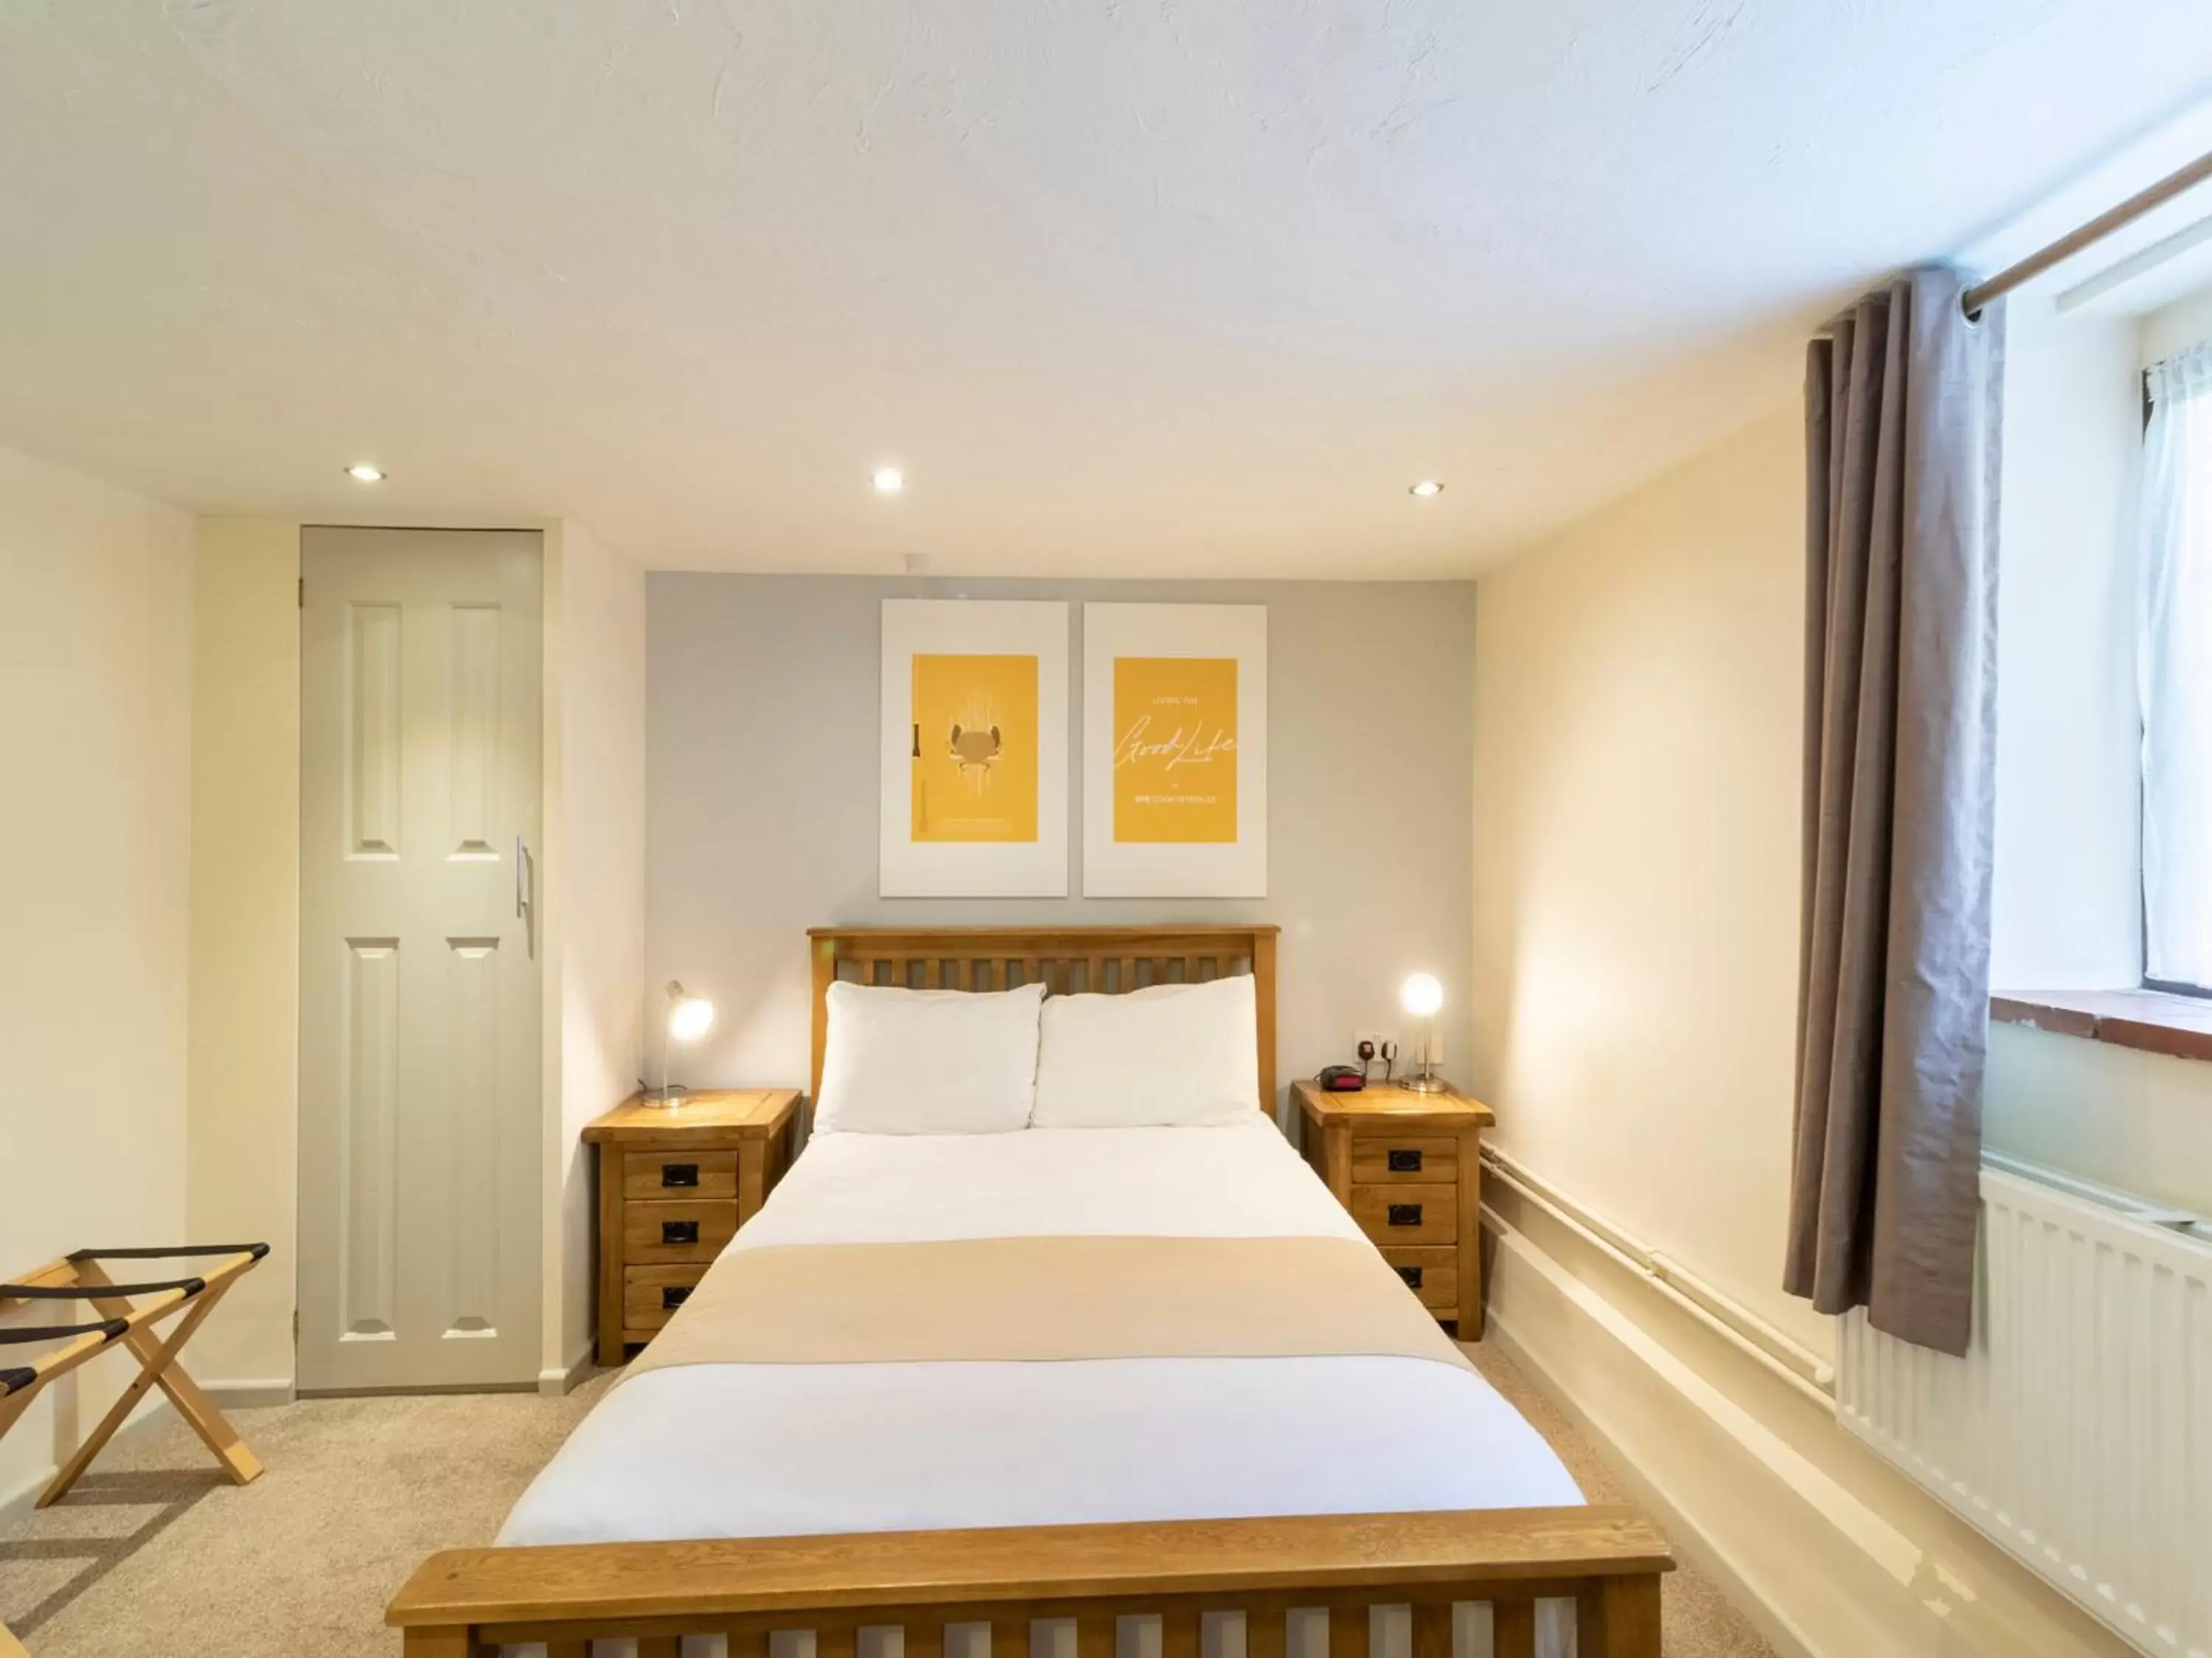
1293 1078 1495 1336
585 1089 801 1365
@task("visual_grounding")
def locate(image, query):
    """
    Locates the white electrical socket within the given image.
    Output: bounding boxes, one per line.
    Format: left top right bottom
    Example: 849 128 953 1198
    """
1353 1030 1397 1069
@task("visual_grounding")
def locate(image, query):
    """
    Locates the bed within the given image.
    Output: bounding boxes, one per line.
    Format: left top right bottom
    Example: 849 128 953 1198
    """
388 926 1670 1658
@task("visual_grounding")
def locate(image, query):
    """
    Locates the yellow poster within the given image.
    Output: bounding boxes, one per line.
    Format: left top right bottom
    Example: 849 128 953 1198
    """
910 653 1040 843
1112 656 1237 843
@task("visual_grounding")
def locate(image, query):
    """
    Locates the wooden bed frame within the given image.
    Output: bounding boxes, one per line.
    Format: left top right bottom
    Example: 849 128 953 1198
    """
386 925 1672 1658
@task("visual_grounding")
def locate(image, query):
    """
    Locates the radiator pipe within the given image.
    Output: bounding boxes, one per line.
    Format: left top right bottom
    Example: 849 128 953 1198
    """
1480 1145 1836 1409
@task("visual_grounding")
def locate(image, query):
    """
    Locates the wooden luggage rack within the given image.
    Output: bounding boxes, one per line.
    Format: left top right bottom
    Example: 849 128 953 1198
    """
1 1243 270 1656
0 1243 270 1505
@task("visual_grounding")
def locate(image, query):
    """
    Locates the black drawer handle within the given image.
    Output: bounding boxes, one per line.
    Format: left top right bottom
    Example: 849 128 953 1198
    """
660 1163 699 1188
661 1285 692 1311
1397 1265 1424 1289
661 1220 699 1246
1387 1202 1423 1227
1387 1148 1423 1173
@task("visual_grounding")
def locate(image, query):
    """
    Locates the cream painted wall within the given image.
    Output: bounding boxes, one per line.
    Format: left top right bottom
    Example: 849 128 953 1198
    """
1984 1024 2212 1215
1469 355 2185 1657
184 518 301 1392
1475 316 2212 1371
543 524 647 1380
0 443 193 1505
2140 282 2212 364
1470 406 1823 1357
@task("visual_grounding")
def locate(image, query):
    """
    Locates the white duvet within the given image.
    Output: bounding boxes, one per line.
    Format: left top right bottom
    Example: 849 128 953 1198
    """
501 1119 1580 1548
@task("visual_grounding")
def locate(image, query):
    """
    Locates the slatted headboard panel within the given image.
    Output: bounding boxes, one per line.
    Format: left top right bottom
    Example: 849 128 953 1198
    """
807 926 1280 1120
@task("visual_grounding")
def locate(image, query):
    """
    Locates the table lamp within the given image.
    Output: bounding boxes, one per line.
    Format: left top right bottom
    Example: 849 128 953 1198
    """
1399 972 1447 1093
646 980 715 1106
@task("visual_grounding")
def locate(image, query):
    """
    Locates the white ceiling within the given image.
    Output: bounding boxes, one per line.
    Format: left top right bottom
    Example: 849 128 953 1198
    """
1 1 2209 577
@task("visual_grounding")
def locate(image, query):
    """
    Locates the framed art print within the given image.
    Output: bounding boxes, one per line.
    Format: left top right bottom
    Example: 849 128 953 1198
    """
1082 603 1266 896
880 599 1068 896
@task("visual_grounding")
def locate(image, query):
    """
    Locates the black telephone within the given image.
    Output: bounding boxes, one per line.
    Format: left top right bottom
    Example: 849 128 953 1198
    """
1317 1064 1366 1092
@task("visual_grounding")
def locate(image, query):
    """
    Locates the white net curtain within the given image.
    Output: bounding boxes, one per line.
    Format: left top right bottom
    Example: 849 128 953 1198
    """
2140 339 2212 989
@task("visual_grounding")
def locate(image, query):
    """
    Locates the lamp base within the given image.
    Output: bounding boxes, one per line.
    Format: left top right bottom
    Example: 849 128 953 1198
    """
641 1085 691 1109
1397 1072 1451 1095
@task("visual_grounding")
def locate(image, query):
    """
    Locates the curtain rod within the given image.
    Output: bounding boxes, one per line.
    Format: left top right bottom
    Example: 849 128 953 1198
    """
1963 148 2212 319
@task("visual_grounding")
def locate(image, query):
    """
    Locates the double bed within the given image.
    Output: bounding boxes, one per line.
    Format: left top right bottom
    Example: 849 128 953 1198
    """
389 927 1669 1658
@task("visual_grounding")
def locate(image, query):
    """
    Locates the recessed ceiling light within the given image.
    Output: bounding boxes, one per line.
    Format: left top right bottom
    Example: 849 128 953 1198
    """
347 463 386 484
1408 479 1444 498
872 467 905 494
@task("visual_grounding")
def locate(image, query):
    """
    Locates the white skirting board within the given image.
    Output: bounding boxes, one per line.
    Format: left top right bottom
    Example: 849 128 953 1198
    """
1481 1199 2146 1658
203 1377 297 1409
538 1346 596 1398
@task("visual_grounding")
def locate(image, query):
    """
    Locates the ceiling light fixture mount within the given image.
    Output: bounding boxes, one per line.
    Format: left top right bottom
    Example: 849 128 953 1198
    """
347 463 386 484
1408 479 1444 499
872 467 905 495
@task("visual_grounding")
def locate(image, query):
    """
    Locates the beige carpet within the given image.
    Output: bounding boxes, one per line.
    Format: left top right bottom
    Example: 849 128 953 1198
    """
1460 1348 1774 1658
0 1349 1773 1657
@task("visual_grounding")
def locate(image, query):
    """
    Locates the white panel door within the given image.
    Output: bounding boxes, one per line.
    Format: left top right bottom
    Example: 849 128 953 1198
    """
298 527 543 1392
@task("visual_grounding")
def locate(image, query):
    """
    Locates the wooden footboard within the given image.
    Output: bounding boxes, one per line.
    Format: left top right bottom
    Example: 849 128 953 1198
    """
386 1507 1672 1658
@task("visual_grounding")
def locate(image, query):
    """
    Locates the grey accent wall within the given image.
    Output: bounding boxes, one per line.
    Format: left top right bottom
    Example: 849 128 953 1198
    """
647 575 1476 1124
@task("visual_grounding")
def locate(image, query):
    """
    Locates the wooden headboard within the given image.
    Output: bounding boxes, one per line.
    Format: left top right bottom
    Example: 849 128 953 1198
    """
807 926 1280 1120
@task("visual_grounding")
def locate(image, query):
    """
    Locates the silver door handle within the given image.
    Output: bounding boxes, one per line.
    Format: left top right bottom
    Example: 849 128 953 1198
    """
516 835 535 959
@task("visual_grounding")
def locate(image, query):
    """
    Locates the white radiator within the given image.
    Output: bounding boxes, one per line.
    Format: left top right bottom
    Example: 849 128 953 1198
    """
1836 1161 2212 1658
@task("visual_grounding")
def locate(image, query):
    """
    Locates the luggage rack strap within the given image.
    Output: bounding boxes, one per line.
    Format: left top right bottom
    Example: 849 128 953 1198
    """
1 1275 207 1300
0 1318 129 1350
65 1243 269 1263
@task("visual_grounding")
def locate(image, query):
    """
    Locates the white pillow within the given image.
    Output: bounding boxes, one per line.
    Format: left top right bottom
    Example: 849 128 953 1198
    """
1031 973 1262 1128
813 979 1045 1135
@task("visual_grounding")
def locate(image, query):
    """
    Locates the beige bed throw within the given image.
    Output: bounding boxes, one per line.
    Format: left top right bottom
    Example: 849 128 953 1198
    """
627 1235 1472 1381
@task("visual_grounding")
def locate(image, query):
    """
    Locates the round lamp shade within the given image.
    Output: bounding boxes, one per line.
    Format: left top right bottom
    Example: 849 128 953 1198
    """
668 996 715 1043
1399 973 1444 1018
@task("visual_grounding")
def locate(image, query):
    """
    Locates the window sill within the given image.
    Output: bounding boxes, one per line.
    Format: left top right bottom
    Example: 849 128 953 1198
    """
1990 988 2212 1064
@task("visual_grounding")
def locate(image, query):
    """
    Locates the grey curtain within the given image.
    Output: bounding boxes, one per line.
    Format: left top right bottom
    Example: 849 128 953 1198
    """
1784 266 2003 1358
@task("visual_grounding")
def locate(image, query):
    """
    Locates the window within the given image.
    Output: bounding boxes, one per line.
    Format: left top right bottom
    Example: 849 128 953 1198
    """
2140 341 2212 993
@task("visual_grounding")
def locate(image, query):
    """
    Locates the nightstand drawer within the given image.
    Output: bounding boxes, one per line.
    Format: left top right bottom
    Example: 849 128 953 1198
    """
623 1199 738 1264
1351 1135 1458 1184
1380 1246 1458 1313
622 1149 739 1200
623 1264 709 1333
1350 1182 1457 1245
